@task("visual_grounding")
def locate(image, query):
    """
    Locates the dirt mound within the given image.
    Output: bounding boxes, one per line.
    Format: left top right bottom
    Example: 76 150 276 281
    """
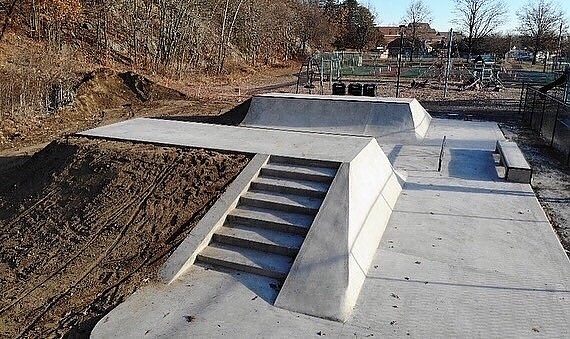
0 137 250 338
73 68 187 114
0 68 190 152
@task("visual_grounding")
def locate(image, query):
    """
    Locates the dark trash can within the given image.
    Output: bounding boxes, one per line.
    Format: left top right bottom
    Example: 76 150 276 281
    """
332 82 346 95
347 83 363 96
363 84 376 97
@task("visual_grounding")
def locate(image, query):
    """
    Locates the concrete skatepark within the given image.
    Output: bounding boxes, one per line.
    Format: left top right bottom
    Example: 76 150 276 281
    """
80 94 570 337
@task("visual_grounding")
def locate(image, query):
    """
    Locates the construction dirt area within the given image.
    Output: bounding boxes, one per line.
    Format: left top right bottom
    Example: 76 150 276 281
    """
1 68 569 337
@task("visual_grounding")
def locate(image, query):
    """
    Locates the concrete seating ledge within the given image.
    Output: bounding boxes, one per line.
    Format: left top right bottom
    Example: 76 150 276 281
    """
495 140 532 183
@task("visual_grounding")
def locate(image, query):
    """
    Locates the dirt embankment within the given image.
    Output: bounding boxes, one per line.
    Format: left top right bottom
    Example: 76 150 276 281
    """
0 137 250 338
0 68 188 152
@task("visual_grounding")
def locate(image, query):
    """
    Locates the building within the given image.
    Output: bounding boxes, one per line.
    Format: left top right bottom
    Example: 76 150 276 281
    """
378 23 463 58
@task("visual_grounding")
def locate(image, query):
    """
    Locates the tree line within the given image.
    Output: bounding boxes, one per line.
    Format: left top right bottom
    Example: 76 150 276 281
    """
0 0 379 75
403 0 568 63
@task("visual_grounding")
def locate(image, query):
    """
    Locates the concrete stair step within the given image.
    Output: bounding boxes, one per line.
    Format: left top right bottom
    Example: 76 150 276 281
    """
213 224 304 256
270 156 340 169
196 243 293 280
251 177 329 198
261 163 337 183
240 191 322 215
227 206 312 235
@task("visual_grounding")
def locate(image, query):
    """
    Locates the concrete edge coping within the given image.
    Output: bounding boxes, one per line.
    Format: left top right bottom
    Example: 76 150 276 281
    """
160 153 270 284
256 92 416 104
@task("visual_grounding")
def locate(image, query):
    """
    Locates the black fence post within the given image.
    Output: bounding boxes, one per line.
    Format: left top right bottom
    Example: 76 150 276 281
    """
550 102 560 147
529 89 537 127
518 83 525 115
539 92 547 135
523 85 530 122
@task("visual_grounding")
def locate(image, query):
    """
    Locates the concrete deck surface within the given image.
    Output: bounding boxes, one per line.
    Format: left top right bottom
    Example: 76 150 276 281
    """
79 118 372 163
91 118 570 338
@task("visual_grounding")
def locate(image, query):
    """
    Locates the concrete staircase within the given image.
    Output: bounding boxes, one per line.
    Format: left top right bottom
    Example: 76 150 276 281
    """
196 156 338 282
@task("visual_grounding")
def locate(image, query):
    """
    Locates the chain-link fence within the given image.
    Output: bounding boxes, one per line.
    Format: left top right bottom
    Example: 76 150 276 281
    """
519 84 570 166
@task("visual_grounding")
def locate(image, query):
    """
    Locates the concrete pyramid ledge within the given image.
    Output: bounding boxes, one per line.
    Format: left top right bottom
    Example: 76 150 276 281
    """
240 93 432 143
275 139 404 321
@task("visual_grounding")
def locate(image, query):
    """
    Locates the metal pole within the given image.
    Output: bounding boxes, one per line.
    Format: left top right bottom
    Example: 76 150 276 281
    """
530 89 537 126
550 102 561 146
518 82 525 115
396 26 405 98
444 28 453 98
538 94 548 136
523 84 531 122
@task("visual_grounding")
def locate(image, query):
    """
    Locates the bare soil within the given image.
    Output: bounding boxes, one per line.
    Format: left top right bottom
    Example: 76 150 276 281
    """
0 66 298 153
0 137 250 338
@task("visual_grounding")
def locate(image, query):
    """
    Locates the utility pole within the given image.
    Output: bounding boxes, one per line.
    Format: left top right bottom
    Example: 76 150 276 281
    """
444 28 453 98
396 25 405 98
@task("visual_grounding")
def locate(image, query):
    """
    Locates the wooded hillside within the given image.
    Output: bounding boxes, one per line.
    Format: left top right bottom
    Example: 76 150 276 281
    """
0 0 378 74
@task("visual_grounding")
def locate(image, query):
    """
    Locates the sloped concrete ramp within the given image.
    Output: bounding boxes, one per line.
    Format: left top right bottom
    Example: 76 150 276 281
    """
240 93 432 142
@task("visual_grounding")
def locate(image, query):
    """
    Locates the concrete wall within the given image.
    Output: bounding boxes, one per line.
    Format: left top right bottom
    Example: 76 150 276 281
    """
275 139 404 321
241 93 432 143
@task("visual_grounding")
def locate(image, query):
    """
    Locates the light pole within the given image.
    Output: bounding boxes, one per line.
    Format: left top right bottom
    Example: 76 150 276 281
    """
396 25 405 98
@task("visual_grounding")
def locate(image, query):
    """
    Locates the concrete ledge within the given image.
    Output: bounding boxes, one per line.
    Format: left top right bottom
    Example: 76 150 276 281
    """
495 140 532 183
160 154 270 283
275 139 404 321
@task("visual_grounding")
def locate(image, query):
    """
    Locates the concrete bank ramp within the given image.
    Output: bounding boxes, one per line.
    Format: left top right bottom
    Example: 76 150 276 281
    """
240 93 432 142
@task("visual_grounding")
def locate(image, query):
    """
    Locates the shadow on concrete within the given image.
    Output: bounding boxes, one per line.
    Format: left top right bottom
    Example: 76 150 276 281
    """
447 149 500 181
387 145 404 164
367 276 570 294
403 182 534 198
155 99 251 126
394 209 541 224
198 264 279 304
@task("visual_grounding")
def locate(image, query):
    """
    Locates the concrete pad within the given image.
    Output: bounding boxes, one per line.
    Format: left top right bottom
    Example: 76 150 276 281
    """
91 118 570 337
240 93 432 142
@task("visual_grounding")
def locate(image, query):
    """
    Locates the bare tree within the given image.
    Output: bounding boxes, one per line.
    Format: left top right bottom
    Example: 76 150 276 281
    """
452 0 507 61
402 0 432 61
517 0 567 65
0 0 18 42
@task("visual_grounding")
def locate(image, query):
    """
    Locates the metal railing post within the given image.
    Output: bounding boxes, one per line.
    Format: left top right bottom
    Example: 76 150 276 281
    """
550 102 561 147
523 85 530 122
529 89 537 127
539 92 547 134
518 83 525 115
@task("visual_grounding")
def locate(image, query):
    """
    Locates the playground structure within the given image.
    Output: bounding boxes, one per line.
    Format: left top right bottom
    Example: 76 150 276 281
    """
295 51 515 96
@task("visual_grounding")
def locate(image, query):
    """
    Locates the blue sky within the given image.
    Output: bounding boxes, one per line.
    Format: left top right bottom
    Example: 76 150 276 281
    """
366 0 570 33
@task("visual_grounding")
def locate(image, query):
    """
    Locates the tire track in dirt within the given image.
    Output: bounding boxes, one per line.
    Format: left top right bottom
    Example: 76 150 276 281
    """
0 137 250 338
2 154 177 319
